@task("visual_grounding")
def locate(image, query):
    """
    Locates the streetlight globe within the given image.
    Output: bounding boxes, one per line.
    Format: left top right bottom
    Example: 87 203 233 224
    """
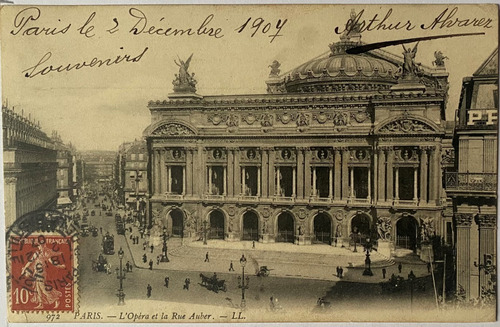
118 247 124 259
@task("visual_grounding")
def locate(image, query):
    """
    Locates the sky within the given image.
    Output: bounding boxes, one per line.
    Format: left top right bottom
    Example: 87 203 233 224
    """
1 4 497 151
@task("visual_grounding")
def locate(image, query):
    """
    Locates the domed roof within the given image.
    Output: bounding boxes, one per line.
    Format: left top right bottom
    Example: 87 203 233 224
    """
282 39 399 93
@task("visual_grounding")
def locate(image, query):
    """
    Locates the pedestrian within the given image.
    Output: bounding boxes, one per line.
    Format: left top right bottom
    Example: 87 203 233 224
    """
149 259 153 270
143 242 147 251
125 261 130 272
336 266 340 278
427 262 431 273
142 253 147 263
205 252 209 262
184 278 190 290
129 227 132 233
100 227 103 234
130 233 133 240
334 237 338 247
269 296 274 310
147 284 152 298
229 261 234 271
339 266 343 278
157 255 160 265
398 263 402 273
164 276 169 288
382 268 386 279
150 245 154 253
129 262 133 272
252 241 255 249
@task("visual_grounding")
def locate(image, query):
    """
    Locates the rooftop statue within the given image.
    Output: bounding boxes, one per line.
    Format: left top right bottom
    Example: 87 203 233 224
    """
173 54 197 93
432 50 448 67
269 60 281 77
401 42 421 78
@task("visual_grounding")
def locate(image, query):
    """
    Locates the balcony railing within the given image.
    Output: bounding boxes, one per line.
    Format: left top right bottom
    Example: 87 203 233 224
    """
445 172 497 192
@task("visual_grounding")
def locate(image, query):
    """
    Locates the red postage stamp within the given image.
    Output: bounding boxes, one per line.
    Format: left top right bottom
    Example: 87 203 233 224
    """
10 235 75 312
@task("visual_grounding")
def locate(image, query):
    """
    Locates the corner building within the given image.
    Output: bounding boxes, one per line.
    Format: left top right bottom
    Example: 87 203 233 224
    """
144 31 453 256
447 48 498 300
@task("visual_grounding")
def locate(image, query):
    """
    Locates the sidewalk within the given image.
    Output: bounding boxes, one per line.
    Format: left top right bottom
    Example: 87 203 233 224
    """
123 225 432 283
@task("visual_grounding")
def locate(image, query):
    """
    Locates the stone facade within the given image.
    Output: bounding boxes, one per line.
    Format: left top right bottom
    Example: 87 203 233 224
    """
446 48 498 300
3 105 58 228
143 32 453 254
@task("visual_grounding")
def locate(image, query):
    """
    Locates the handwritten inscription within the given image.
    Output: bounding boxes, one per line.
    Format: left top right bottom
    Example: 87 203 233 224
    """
11 7 71 36
23 47 149 78
335 7 493 35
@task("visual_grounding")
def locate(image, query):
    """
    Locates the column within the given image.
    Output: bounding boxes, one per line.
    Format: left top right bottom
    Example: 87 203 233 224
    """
167 166 172 193
197 145 205 195
413 168 418 202
234 148 241 196
428 146 436 203
261 149 268 197
154 150 160 195
349 167 354 198
377 148 386 202
268 148 275 196
241 166 246 195
420 148 428 203
160 149 166 194
276 167 281 196
292 167 296 197
477 214 496 293
296 147 304 198
334 149 341 201
185 149 192 196
373 150 378 201
367 168 371 200
328 167 333 199
257 167 261 196
227 149 234 197
182 166 186 195
223 166 227 196
386 148 394 202
455 213 473 300
304 148 312 198
341 148 349 200
394 167 399 201
208 166 212 195
312 167 317 196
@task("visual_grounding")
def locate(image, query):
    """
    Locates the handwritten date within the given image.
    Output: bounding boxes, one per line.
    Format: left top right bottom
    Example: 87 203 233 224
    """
236 17 287 43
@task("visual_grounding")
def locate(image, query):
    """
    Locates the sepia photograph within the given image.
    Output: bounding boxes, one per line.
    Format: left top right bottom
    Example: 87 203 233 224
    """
0 3 498 324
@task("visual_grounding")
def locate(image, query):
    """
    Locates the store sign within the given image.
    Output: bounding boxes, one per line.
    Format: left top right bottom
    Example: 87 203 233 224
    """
467 109 498 125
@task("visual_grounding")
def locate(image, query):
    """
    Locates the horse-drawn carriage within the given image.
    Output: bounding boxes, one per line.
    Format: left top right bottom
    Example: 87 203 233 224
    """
199 273 227 292
257 266 271 277
102 234 114 255
92 253 108 273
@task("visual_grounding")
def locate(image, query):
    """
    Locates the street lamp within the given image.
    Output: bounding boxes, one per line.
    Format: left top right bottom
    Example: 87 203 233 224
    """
363 238 373 276
352 228 359 253
161 226 169 262
202 220 208 245
238 254 249 310
116 247 126 305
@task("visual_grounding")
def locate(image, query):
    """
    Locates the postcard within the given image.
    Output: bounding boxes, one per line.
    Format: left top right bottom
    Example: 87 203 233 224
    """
1 3 498 324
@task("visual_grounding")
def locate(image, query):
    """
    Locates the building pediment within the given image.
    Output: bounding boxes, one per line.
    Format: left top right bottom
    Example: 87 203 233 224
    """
375 114 441 134
143 121 197 137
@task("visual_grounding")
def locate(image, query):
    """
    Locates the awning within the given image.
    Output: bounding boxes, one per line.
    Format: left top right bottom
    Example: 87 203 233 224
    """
57 197 73 205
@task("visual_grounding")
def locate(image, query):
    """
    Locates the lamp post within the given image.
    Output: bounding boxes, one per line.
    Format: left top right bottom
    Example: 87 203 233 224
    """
116 247 126 305
202 220 208 245
238 254 249 310
352 228 359 253
161 226 169 262
362 238 373 276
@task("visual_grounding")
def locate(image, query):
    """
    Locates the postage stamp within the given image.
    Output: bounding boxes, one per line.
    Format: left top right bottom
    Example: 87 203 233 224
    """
10 235 75 312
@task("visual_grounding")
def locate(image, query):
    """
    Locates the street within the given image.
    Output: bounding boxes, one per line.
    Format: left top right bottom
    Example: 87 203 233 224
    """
75 195 442 321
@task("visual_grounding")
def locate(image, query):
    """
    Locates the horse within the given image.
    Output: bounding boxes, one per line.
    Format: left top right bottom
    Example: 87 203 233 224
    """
199 273 211 286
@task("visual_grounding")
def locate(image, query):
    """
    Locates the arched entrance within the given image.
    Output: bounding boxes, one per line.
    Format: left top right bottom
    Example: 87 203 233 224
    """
242 211 259 241
209 210 225 240
169 209 184 237
351 213 371 246
313 213 332 244
396 216 419 251
276 212 295 243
